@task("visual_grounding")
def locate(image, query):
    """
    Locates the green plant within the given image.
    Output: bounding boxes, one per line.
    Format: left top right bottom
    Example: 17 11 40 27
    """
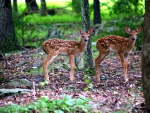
72 0 81 15
83 68 94 91
13 12 40 48
40 81 49 86
0 104 21 113
112 110 128 113
0 95 92 113
112 0 144 15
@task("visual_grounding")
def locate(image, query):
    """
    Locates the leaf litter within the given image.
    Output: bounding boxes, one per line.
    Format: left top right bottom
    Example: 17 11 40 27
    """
0 48 146 112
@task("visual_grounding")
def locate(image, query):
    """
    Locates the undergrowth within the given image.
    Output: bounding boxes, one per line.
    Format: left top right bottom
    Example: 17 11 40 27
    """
0 95 92 113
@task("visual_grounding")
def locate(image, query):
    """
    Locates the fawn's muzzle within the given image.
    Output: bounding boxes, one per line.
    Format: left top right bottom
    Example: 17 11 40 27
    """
84 39 88 42
132 38 136 41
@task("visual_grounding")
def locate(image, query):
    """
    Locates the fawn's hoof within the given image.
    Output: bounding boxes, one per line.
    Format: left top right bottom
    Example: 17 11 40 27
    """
44 78 50 83
95 77 100 82
70 77 75 82
125 78 129 82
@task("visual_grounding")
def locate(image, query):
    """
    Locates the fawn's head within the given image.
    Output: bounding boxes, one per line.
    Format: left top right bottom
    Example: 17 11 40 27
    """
78 29 93 43
125 27 142 42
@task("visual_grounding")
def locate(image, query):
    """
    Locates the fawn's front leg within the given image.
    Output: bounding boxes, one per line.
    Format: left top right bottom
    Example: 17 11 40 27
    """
119 52 128 82
95 52 108 81
69 54 75 81
95 53 101 82
42 54 57 82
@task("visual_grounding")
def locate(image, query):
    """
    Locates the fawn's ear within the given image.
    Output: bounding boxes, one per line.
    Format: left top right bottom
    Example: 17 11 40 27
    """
125 27 131 33
78 29 83 35
88 29 93 35
136 27 142 33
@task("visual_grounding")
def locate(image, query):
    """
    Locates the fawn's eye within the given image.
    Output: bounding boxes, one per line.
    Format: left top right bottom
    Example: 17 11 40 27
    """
129 34 132 36
82 36 85 38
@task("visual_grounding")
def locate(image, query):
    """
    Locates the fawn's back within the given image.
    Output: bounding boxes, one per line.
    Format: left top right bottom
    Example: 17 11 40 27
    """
42 38 79 55
96 35 132 53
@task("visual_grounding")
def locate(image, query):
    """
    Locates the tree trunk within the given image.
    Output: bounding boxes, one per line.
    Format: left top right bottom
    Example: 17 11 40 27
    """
142 0 150 111
0 0 20 53
40 0 47 16
81 0 94 69
25 0 39 12
93 0 101 24
13 0 18 12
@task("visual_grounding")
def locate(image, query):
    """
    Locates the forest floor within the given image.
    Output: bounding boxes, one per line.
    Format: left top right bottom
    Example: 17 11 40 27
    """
0 48 146 112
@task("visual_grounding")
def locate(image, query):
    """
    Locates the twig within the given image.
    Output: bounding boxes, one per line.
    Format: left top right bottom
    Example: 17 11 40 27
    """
32 81 36 100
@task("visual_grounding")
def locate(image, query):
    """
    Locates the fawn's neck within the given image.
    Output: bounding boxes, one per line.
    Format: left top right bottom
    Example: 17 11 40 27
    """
127 38 136 51
78 40 88 52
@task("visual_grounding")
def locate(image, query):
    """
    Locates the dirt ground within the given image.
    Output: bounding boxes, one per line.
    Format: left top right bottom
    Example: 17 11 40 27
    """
0 48 146 112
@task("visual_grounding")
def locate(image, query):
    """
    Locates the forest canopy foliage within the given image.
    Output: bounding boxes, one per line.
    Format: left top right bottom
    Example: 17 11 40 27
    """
11 0 144 51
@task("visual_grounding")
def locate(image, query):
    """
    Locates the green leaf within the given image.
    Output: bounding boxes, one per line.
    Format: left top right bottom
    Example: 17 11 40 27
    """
54 110 64 113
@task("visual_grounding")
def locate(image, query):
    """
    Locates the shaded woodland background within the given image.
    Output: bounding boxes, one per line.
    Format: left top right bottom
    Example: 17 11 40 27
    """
0 0 150 112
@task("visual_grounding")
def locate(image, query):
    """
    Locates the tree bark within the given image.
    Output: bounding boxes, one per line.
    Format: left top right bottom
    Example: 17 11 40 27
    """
13 0 18 12
142 0 150 110
0 0 20 53
81 0 94 69
40 0 47 16
93 0 101 24
25 0 39 12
